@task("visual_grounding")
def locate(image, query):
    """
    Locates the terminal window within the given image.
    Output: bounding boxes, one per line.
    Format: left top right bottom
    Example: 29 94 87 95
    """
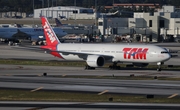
149 20 152 27
159 20 165 28
98 22 103 26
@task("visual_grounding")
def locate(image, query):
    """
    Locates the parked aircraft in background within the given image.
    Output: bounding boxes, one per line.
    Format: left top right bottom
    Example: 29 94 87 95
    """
55 18 66 27
55 18 69 27
0 26 67 44
58 14 68 21
40 16 171 71
55 18 73 28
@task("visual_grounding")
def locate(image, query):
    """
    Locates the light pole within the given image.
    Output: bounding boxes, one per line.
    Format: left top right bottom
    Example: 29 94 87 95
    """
39 0 44 16
33 0 34 16
48 0 49 17
74 0 76 24
33 0 34 15
39 0 44 8
33 0 34 25
95 0 97 26
52 0 54 18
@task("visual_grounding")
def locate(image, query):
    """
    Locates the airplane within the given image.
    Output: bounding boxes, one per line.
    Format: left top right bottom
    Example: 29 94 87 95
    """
0 26 67 44
55 18 73 28
39 16 172 71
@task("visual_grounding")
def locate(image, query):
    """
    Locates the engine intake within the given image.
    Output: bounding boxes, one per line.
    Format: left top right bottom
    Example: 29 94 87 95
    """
86 55 105 67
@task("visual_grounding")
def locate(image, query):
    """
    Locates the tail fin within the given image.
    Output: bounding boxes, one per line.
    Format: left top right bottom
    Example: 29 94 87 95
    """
55 18 63 27
41 16 61 46
16 23 22 28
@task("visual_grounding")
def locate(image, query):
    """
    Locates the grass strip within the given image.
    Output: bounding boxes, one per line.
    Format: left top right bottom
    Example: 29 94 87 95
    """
0 89 180 103
0 59 86 67
0 59 180 69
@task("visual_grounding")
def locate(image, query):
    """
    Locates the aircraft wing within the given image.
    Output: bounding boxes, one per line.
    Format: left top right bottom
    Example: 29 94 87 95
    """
12 45 113 60
52 50 114 60
11 45 51 54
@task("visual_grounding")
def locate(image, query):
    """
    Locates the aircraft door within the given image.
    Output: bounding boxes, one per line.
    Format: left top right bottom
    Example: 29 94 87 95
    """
150 51 154 57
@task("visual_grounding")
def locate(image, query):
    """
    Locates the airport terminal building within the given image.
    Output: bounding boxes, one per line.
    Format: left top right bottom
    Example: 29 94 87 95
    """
98 6 180 42
34 6 96 20
34 5 180 42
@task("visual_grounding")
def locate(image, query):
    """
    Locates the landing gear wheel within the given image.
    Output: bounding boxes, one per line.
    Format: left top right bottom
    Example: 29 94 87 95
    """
85 65 95 70
109 65 113 69
157 68 161 71
157 62 163 72
109 62 120 70
117 66 121 70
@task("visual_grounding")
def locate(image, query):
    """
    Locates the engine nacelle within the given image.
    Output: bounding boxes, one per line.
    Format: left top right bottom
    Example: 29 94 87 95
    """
86 55 105 67
133 63 149 67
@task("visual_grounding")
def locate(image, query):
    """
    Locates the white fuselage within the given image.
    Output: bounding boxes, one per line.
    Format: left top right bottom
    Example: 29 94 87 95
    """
56 43 171 63
0 27 67 40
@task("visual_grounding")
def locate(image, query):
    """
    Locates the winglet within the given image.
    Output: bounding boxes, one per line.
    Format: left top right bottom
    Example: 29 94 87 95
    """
16 23 22 28
41 16 61 46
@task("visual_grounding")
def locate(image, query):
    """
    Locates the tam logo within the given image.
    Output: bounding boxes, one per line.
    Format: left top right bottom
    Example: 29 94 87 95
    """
123 48 149 60
43 22 56 43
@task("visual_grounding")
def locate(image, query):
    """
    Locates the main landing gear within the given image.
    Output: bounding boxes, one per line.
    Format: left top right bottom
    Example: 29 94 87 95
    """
157 62 163 71
109 62 120 70
85 65 95 70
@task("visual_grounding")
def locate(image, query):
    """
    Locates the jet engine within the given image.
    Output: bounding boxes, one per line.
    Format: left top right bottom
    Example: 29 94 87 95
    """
133 63 149 67
86 55 105 67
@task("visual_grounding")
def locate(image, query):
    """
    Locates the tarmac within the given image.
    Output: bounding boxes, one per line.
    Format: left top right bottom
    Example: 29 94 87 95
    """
0 42 180 109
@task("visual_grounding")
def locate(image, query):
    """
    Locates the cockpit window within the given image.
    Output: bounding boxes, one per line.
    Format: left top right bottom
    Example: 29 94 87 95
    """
161 51 168 53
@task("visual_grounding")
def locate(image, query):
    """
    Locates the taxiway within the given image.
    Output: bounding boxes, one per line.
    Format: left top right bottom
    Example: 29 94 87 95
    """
0 43 180 109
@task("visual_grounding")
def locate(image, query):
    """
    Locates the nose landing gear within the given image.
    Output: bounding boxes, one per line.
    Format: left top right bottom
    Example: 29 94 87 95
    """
157 62 164 71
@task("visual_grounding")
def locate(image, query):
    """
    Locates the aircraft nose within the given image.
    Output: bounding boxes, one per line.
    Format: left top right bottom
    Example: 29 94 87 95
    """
165 53 171 61
63 32 67 36
61 31 67 36
162 48 171 61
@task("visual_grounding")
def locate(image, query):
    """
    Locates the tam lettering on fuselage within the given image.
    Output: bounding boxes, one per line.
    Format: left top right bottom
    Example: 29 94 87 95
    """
43 22 56 43
123 48 149 60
